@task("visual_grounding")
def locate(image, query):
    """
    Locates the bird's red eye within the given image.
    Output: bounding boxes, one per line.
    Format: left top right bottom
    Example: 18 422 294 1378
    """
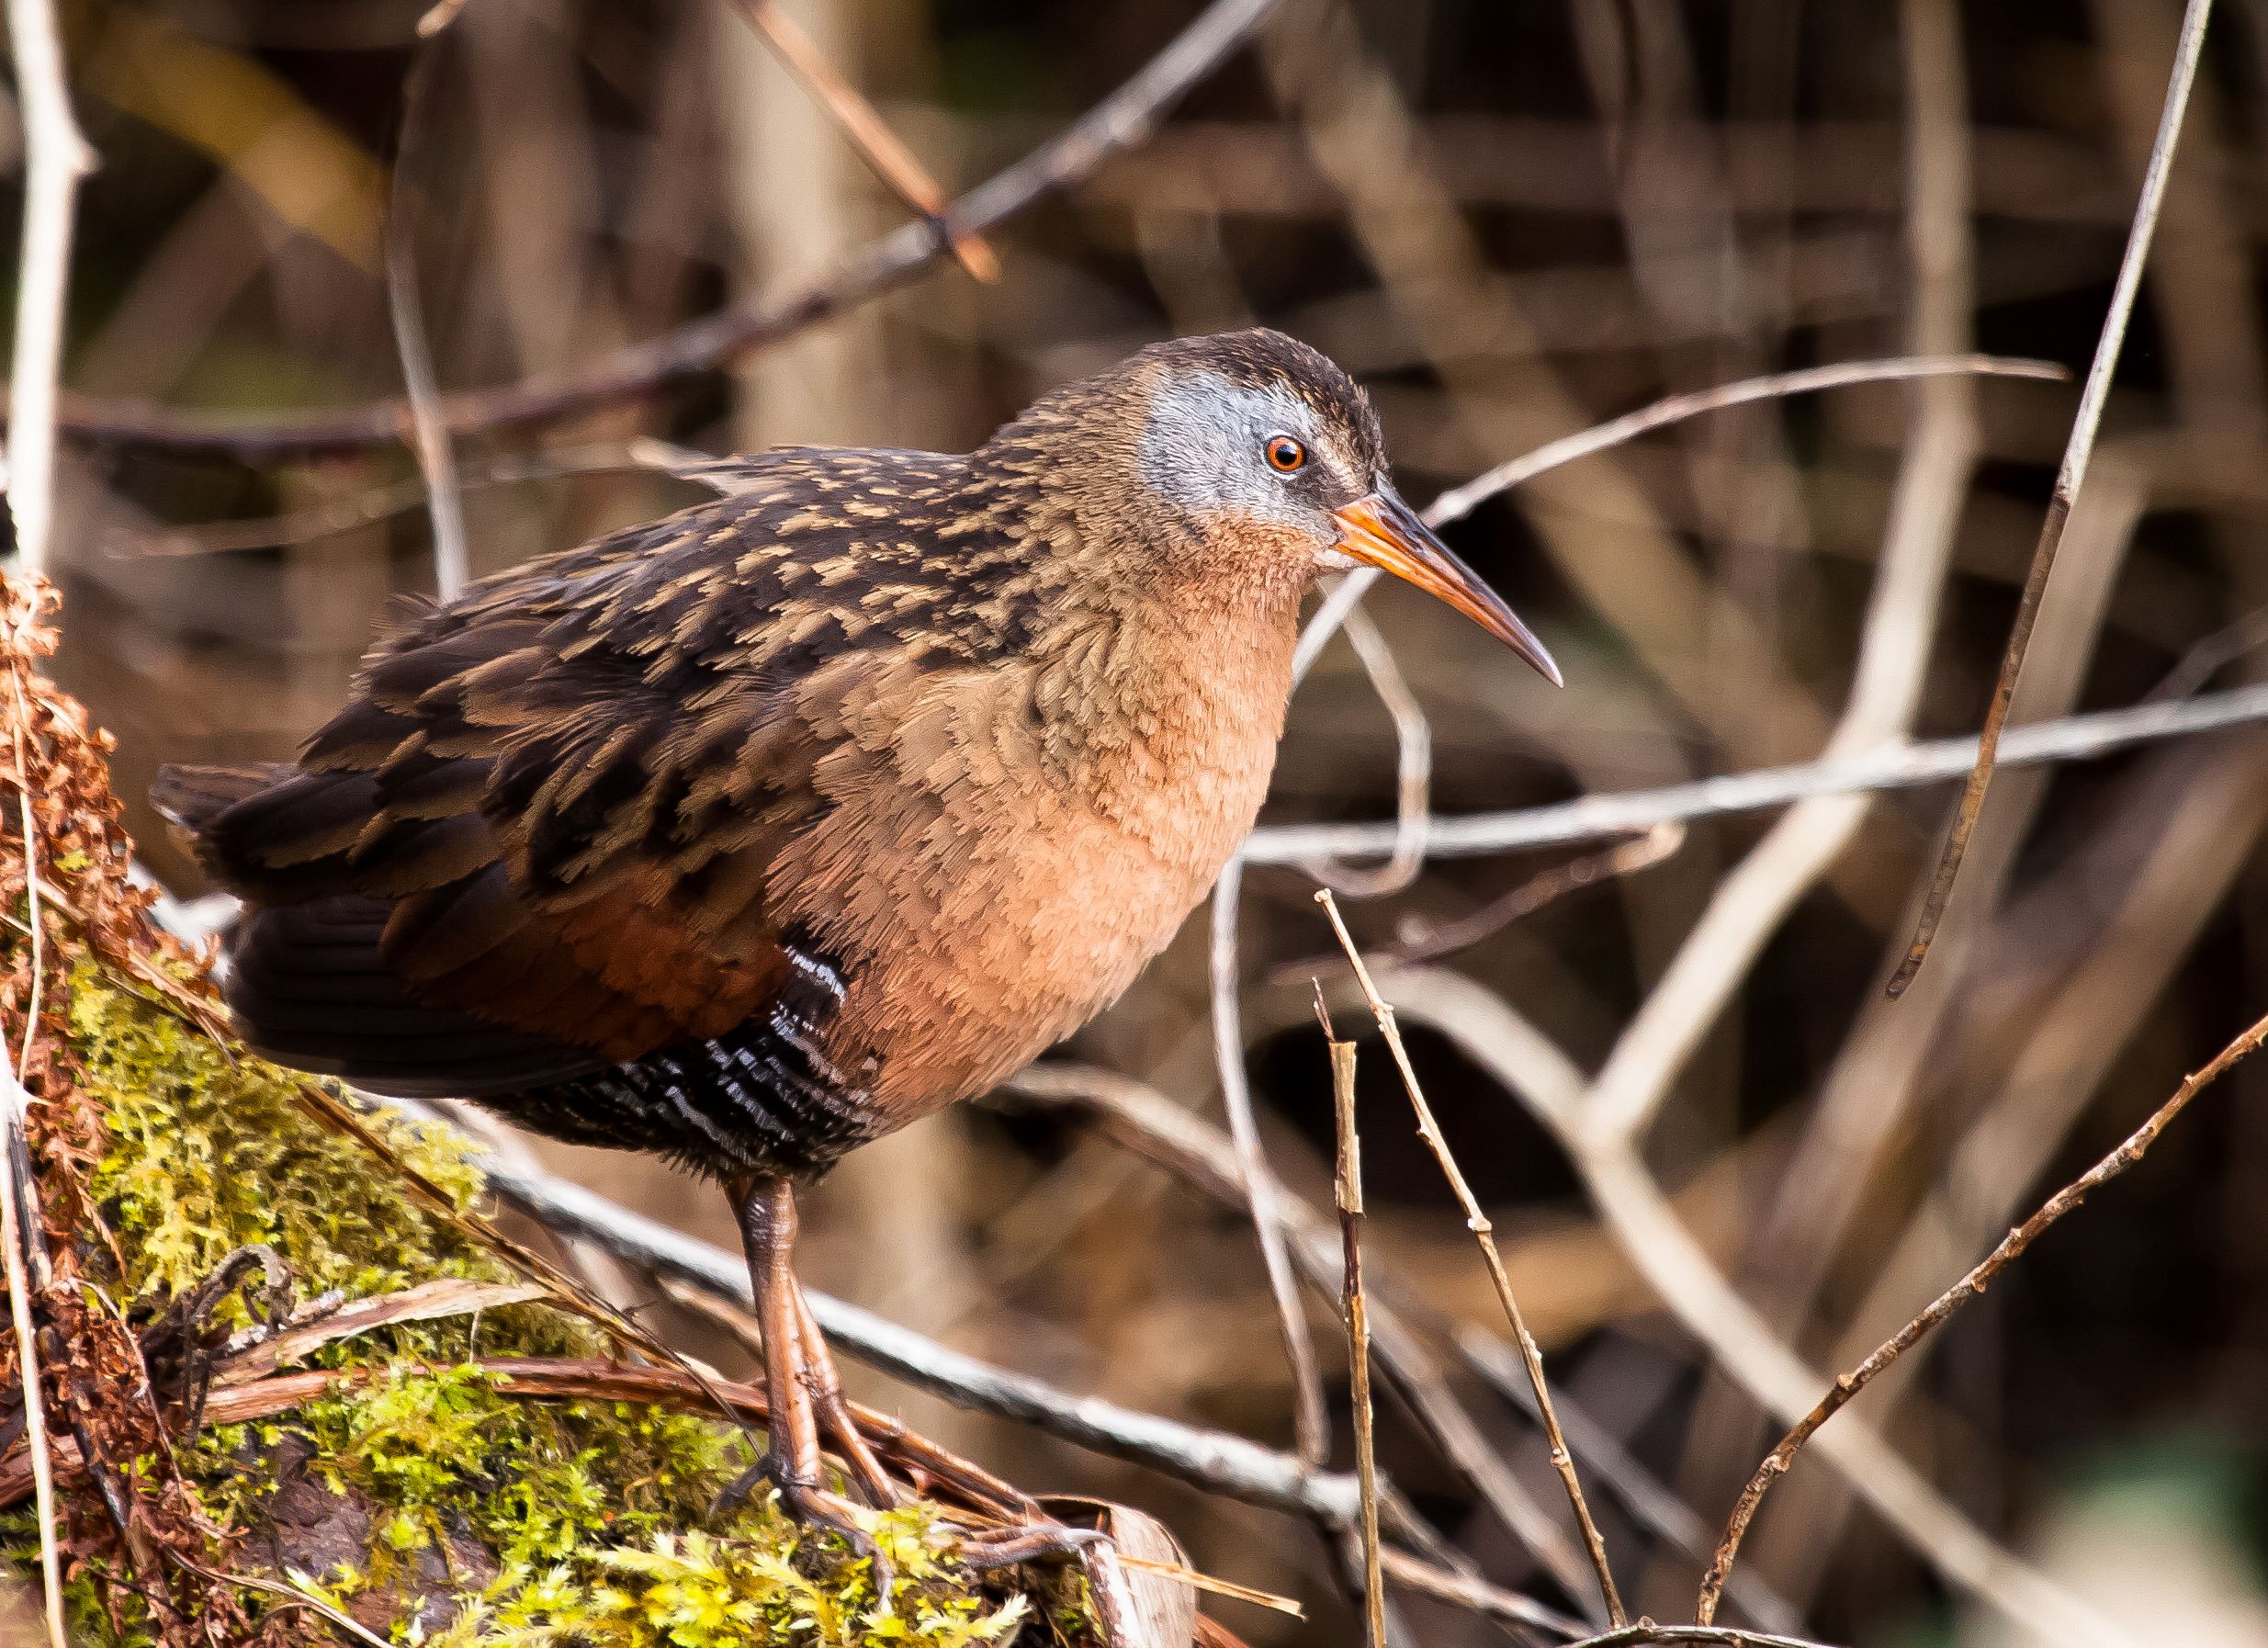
1264 435 1307 474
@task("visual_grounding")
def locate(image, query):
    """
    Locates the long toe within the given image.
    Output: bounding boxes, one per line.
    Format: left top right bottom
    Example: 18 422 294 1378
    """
710 1458 773 1521
955 1520 1110 1573
712 1458 872 1544
714 1458 896 1608
815 1400 901 1510
785 1480 895 1608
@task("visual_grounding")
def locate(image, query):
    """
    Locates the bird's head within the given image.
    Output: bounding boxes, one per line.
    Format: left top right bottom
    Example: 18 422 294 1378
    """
1069 328 1560 685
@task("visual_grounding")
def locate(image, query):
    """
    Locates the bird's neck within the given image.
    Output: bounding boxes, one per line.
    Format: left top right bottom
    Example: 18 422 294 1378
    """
1018 561 1303 876
944 437 1312 823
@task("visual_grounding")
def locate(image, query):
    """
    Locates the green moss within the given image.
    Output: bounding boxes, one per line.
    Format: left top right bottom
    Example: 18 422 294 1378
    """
45 965 1048 1648
74 962 491 1309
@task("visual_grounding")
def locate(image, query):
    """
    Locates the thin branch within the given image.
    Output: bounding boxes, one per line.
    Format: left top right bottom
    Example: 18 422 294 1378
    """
209 1279 544 1385
1242 679 2268 865
2146 602 2268 702
1570 0 1991 1149
386 38 471 599
1323 1025 1384 1648
2 0 93 578
0 1068 61 1648
1425 356 2054 533
47 0 1287 456
1290 354 2064 684
1695 1004 2268 1621
1387 966 2140 1648
1556 1629 1839 1648
1211 862 1331 1464
1303 605 1431 897
1378 823 1685 967
1450 1324 1792 1631
0 663 60 1648
1315 891 1626 1628
1887 0 2216 996
1369 1548 1589 1641
730 0 998 281
0 0 89 1623
998 1065 1631 1616
111 440 728 559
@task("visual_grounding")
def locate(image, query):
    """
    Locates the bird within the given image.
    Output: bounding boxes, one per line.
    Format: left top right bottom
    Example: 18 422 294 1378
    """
152 328 1560 1564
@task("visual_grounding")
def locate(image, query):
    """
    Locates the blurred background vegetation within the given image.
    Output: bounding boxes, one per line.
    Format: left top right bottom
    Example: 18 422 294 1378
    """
12 0 2268 1642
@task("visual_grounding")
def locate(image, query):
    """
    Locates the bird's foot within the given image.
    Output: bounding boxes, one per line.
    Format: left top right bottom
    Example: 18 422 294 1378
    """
714 1457 897 1603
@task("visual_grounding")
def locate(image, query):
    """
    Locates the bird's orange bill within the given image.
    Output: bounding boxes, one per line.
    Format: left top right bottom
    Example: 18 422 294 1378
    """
1333 491 1563 685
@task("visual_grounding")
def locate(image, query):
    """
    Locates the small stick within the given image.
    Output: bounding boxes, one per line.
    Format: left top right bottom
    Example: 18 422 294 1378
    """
412 0 999 284
1213 864 1331 1464
1314 889 1625 1627
0 627 62 1648
47 0 1284 455
1116 1553 1304 1619
2 0 94 582
385 41 470 600
1319 1001 1384 1648
0 1067 60 1648
1886 0 2215 997
0 13 85 1616
731 0 999 282
1695 1004 2268 1620
1382 822 1685 967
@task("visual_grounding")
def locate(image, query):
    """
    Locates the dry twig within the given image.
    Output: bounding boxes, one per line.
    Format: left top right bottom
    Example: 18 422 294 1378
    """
1314 890 1625 1627
1243 679 2268 865
3 0 94 579
730 0 998 281
1695 1004 2268 1620
1379 823 1685 967
1304 606 1432 897
1318 1013 1383 1648
1386 965 2138 1648
1889 0 2216 994
0 1066 60 1648
1211 861 1330 1464
385 37 471 598
0 0 92 1627
45 0 1287 454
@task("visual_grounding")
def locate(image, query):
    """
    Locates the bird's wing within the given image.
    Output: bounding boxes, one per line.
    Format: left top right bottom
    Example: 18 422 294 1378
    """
158 469 999 1094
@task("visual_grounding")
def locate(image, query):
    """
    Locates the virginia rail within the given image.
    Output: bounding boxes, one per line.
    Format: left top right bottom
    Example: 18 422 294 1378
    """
153 328 1559 1561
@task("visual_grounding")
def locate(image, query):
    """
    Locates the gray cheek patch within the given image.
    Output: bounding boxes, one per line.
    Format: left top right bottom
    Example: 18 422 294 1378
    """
1137 372 1344 525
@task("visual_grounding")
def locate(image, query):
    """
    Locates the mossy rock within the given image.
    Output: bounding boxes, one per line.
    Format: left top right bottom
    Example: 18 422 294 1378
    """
18 963 1067 1648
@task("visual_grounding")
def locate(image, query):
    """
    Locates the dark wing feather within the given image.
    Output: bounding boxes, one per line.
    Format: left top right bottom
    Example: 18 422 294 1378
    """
156 448 1033 1095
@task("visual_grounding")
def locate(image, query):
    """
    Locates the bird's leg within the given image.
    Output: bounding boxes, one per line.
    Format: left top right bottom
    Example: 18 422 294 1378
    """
723 1181 1101 1585
789 1281 900 1509
718 1178 886 1575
